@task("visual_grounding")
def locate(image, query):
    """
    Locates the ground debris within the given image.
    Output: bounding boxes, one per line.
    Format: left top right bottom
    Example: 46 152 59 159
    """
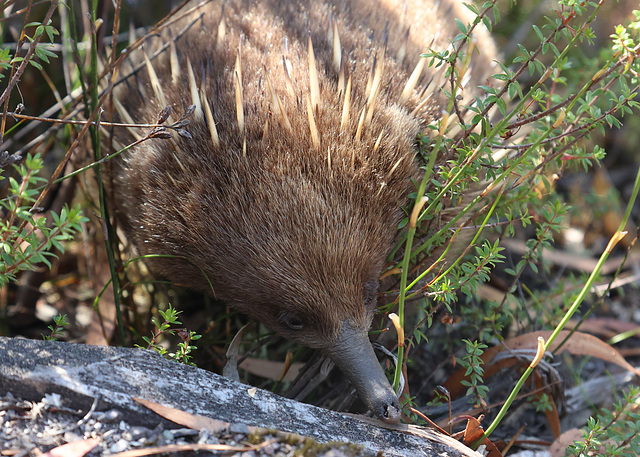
0 392 364 457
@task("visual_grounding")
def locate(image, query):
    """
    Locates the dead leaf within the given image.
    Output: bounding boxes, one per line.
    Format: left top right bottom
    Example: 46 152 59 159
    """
566 318 640 340
618 347 640 357
133 397 306 451
461 417 503 457
543 331 640 377
109 442 269 457
133 397 234 433
461 416 484 444
549 428 583 457
443 330 640 400
40 439 100 457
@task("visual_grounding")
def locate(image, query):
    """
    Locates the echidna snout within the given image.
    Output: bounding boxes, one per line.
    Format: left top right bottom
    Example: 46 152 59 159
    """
325 322 401 423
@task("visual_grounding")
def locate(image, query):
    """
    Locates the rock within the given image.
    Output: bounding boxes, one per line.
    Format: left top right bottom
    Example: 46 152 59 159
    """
0 337 480 457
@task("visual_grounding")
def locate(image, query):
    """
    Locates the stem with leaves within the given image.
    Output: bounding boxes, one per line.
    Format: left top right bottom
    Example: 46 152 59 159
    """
480 164 640 443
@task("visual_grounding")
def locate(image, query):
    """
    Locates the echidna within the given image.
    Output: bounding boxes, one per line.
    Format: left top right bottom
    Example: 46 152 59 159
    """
107 0 496 423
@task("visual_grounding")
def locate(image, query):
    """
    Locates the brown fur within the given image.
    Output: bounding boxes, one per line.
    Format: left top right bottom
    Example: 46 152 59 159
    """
109 0 496 416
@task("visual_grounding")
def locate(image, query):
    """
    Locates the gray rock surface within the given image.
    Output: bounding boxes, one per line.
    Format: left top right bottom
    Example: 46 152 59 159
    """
0 337 480 457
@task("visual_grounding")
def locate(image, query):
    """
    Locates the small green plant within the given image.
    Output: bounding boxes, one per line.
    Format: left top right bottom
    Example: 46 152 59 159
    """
457 339 489 408
529 392 554 414
566 387 640 457
43 314 69 341
15 20 59 71
0 1 61 107
0 153 87 288
138 304 202 366
0 47 12 79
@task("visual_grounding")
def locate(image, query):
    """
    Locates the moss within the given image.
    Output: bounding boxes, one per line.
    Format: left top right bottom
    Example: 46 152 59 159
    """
294 437 364 457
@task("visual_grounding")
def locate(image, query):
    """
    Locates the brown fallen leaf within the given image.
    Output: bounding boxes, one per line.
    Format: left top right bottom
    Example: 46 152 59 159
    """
544 331 640 377
133 397 305 445
460 416 483 443
443 330 640 400
134 397 238 433
549 428 583 457
40 438 100 457
618 347 640 357
460 416 503 457
109 443 270 457
566 318 640 340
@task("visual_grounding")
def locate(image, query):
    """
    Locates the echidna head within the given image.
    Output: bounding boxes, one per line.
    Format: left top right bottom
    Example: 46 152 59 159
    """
226 248 402 423
205 169 404 423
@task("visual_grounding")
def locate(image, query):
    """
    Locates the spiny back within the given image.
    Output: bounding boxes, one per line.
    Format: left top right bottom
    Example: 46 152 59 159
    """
109 0 495 351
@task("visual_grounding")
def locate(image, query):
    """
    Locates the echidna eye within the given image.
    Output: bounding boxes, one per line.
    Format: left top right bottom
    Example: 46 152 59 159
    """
278 312 304 331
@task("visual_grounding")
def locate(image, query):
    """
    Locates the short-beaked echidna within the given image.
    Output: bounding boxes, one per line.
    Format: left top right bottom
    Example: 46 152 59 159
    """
108 0 496 423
